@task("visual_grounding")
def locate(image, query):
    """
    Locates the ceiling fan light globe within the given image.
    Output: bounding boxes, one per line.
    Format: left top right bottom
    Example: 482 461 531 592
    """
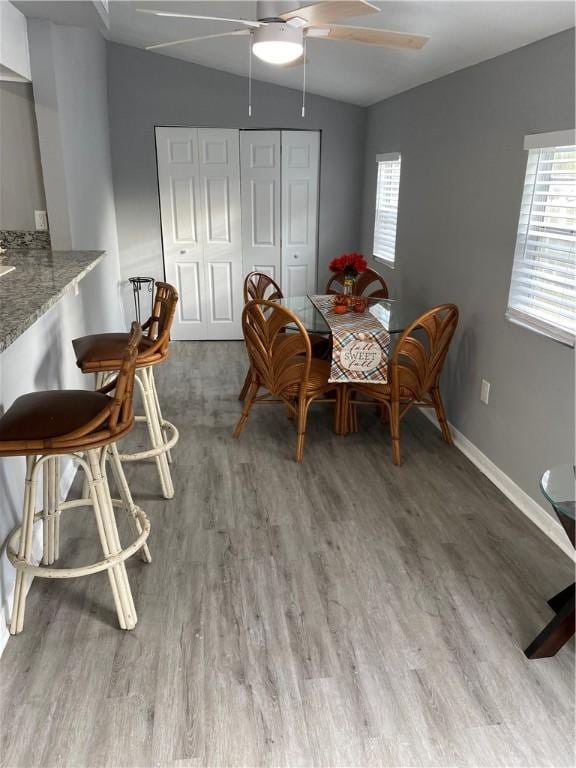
251 22 303 65
252 40 303 64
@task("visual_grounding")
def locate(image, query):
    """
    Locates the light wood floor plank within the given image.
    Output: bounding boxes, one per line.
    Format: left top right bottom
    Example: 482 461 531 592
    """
0 340 573 767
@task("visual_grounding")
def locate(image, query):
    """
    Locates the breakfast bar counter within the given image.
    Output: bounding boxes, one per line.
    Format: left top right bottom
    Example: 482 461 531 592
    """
0 249 104 352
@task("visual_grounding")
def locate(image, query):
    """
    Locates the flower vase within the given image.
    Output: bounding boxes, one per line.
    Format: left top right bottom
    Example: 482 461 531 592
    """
343 273 356 296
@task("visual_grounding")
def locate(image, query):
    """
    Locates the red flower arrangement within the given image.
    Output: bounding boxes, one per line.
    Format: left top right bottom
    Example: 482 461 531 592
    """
329 252 368 278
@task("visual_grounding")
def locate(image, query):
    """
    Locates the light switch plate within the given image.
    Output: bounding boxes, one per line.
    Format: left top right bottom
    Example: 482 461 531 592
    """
480 379 490 404
35 210 48 231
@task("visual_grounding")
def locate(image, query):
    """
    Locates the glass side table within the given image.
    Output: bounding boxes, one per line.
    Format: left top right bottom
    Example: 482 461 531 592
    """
525 465 575 659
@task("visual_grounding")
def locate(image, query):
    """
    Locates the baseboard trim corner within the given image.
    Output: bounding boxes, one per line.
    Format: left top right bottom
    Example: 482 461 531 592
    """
420 409 574 561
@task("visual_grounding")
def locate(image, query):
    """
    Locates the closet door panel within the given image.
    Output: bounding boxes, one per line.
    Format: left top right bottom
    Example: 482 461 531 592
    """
281 131 320 297
240 131 281 284
156 127 207 340
198 128 243 339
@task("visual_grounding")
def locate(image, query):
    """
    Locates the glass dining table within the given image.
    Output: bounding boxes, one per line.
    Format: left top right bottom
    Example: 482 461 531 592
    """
525 464 575 659
276 295 424 336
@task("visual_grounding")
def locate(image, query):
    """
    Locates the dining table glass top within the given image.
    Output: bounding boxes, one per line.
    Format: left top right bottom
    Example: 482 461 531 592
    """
276 295 425 336
540 465 576 521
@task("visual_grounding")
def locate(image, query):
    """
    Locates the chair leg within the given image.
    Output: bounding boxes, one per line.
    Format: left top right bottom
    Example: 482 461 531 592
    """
390 399 401 466
87 449 137 630
139 367 174 500
431 387 453 445
233 380 258 438
150 366 172 463
10 456 38 635
335 386 346 435
107 443 152 564
295 398 312 462
347 390 358 434
238 369 251 401
42 457 60 566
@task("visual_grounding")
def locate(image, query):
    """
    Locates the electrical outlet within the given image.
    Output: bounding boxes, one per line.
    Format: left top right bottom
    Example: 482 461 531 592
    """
480 379 490 404
34 210 48 231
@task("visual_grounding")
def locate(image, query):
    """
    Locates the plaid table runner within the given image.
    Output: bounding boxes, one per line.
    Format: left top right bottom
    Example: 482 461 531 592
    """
309 295 390 384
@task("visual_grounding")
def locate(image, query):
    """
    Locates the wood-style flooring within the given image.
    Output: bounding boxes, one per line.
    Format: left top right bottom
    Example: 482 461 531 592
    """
0 341 574 768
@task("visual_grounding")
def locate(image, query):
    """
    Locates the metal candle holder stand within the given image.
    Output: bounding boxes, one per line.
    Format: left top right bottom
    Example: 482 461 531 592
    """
128 277 155 324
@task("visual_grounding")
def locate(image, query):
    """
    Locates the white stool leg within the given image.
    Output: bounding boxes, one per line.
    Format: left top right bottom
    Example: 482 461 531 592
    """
10 456 39 635
138 367 174 499
150 366 172 463
108 443 152 564
87 449 137 630
42 457 60 565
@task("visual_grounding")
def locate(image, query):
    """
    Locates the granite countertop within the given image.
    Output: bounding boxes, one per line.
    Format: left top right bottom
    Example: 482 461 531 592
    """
0 249 105 353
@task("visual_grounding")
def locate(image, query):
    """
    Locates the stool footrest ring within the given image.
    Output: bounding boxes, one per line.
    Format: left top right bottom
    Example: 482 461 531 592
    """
117 416 179 462
6 499 150 579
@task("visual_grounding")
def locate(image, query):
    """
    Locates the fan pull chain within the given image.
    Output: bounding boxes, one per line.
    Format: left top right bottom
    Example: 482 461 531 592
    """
248 32 253 117
301 36 307 118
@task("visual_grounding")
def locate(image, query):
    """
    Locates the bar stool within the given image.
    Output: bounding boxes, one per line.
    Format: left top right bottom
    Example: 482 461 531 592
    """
72 282 179 499
2 323 150 634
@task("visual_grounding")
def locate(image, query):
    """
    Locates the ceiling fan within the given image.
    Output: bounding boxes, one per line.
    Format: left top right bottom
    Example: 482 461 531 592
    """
138 1 430 65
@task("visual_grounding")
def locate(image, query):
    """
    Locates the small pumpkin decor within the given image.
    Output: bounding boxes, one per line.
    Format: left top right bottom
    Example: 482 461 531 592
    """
329 252 368 296
333 294 349 314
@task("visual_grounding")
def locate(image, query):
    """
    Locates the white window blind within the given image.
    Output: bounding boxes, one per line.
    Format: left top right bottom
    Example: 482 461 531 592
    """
507 132 576 346
373 153 401 265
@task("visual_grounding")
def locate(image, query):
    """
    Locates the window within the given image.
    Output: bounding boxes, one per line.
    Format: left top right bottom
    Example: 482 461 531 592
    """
373 153 401 265
507 130 576 346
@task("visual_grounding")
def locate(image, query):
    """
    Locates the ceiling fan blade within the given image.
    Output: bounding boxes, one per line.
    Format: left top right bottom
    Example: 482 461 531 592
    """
307 25 430 49
136 9 261 28
146 29 250 51
281 1 379 27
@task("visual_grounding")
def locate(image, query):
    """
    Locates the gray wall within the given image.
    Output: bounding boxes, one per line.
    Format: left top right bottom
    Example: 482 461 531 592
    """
0 81 45 230
360 28 575 510
28 20 125 332
107 42 366 318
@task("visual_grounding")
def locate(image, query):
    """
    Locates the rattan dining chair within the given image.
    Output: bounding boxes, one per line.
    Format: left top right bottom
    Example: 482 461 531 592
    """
239 271 330 400
233 299 343 462
326 267 389 299
244 271 283 303
344 304 459 465
239 272 283 400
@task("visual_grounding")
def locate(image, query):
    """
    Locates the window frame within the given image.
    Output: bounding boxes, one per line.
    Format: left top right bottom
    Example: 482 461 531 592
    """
506 129 576 348
372 152 402 268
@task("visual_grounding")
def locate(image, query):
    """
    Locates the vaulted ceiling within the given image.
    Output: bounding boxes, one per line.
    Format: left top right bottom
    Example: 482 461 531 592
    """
16 1 575 105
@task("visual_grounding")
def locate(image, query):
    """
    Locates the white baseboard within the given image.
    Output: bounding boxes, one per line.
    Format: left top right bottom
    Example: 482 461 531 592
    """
0 458 79 658
420 409 574 561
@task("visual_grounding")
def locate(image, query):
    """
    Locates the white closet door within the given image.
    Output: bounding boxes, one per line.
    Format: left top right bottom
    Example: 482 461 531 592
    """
157 127 243 340
198 128 243 340
281 131 320 297
156 127 206 340
240 130 281 283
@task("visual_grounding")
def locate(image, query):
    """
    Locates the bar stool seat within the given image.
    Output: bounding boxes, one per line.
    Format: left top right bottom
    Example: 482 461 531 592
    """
72 282 179 500
73 333 162 371
0 390 114 446
2 323 151 635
